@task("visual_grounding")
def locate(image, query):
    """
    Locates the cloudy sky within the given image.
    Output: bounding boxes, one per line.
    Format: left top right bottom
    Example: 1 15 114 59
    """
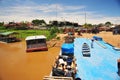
0 0 120 24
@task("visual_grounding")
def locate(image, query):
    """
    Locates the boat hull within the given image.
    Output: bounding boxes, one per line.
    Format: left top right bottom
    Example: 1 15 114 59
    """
26 47 48 52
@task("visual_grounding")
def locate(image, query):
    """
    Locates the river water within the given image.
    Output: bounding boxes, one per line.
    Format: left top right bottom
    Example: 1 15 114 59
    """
0 41 60 80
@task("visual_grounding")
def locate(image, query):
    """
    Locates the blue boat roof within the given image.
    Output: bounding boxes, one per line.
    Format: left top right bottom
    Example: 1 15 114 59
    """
74 38 120 80
93 36 102 41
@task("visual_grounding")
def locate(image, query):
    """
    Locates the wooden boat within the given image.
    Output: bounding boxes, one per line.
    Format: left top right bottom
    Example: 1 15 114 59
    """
0 32 20 43
43 34 81 80
43 52 78 80
82 43 90 57
25 35 48 52
44 39 81 80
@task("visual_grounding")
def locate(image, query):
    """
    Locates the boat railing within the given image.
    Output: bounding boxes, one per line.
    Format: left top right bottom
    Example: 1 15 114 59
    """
43 76 73 80
95 40 107 49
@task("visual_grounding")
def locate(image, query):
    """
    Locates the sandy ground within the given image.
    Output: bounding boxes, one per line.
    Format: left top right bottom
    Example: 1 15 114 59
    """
80 32 120 48
0 32 120 80
57 31 120 48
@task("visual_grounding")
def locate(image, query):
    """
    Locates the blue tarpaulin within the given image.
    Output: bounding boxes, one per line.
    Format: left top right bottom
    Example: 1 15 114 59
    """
74 38 120 80
93 36 102 41
61 43 74 55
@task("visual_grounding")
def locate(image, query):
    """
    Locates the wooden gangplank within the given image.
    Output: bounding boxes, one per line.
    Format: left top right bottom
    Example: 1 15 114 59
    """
43 76 73 80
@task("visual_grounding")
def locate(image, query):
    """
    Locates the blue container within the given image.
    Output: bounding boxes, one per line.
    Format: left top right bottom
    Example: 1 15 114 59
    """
61 43 74 55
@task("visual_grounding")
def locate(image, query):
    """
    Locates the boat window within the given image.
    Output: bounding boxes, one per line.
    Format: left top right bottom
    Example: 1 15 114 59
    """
27 39 46 45
37 39 46 43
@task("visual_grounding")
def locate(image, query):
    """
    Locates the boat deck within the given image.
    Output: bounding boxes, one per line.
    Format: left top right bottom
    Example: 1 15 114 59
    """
74 38 120 80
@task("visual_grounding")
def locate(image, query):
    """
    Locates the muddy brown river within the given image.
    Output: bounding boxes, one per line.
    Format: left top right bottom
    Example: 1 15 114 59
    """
0 41 60 80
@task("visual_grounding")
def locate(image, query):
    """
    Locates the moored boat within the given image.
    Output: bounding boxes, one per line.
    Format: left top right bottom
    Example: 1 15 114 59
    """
0 31 21 43
43 35 81 80
25 35 48 52
82 43 90 57
44 49 78 80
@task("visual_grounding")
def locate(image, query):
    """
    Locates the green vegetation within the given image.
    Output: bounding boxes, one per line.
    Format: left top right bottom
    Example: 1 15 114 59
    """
105 22 112 27
0 26 5 30
32 19 46 26
16 30 50 40
0 20 115 41
83 23 93 29
0 25 61 41
49 26 59 35
0 29 54 40
0 22 4 26
47 26 60 40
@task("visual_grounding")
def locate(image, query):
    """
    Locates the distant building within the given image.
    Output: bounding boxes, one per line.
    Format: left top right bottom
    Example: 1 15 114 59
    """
113 25 120 35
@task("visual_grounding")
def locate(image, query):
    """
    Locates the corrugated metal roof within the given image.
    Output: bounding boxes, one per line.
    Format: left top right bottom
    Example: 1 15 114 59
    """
25 35 46 40
0 32 16 36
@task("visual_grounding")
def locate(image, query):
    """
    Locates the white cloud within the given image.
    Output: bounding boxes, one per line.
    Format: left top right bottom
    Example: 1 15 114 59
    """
0 3 120 24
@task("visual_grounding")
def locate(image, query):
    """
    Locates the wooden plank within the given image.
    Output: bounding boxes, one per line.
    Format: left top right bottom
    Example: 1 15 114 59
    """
43 76 73 80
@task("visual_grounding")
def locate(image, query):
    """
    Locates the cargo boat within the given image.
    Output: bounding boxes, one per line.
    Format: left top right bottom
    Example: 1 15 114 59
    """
25 35 48 52
44 35 81 80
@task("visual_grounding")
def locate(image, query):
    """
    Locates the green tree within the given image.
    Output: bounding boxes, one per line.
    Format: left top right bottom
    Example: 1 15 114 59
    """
59 22 65 27
32 19 46 26
0 22 4 26
50 21 59 26
105 21 112 27
40 20 46 25
0 22 5 30
83 23 93 29
47 26 59 40
87 24 93 29
98 23 104 27
50 26 59 35
32 19 41 26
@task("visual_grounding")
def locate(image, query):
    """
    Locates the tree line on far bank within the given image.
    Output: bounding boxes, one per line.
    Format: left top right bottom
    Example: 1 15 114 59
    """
0 19 120 39
0 19 116 30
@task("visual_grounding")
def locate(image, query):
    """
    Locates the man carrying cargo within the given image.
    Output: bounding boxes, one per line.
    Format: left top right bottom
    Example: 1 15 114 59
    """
117 58 120 76
91 38 94 48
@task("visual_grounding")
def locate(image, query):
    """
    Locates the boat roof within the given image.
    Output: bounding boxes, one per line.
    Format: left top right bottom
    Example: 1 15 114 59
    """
0 31 18 36
25 35 46 40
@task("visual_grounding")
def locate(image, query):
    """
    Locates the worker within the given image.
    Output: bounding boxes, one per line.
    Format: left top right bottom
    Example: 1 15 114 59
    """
91 38 94 48
117 58 120 76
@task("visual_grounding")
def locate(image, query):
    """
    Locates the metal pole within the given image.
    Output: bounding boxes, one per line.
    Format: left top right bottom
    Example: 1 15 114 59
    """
84 8 87 28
